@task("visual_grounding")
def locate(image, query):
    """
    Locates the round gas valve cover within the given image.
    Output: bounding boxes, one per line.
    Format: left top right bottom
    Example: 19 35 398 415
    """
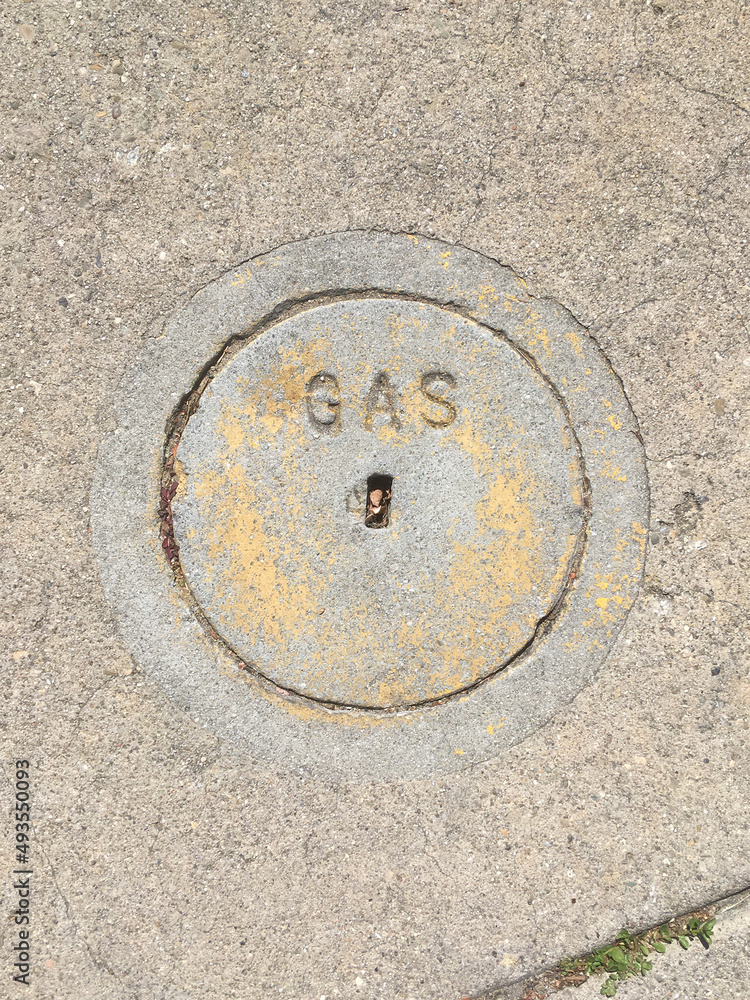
92 232 647 781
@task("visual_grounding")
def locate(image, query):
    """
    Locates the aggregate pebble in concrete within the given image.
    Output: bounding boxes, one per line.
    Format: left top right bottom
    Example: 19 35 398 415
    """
2 1 749 999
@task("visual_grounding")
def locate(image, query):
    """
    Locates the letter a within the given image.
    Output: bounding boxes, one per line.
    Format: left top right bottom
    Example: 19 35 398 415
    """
363 373 401 431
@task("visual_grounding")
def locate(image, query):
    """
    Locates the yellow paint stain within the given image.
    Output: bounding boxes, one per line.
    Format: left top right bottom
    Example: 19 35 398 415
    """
442 409 497 477
406 235 419 244
583 567 640 624
174 297 590 710
565 330 584 357
440 251 452 268
229 263 259 287
191 465 316 647
424 450 580 691
454 748 465 755
632 521 647 556
476 284 500 311
530 326 552 355
607 413 622 431
375 423 401 444
510 308 553 356
600 462 627 481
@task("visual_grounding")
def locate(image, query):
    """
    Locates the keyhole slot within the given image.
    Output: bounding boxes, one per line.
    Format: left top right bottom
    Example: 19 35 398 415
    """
365 474 393 529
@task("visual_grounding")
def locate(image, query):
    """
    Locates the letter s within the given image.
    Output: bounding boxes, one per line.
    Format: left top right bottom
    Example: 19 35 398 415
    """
419 372 457 428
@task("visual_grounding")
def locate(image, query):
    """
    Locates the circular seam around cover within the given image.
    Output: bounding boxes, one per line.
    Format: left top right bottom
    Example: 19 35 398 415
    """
91 232 648 782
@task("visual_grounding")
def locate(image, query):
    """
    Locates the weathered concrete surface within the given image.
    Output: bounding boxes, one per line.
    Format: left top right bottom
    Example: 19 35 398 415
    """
509 896 750 1000
92 235 646 779
174 294 589 710
2 1 749 998
590 901 750 999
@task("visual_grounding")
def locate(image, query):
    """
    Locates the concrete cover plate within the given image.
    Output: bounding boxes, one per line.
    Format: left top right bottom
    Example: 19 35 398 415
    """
174 297 586 708
93 232 647 780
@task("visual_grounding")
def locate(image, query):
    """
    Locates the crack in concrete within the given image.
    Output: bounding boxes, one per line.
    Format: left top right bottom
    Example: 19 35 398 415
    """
498 0 523 49
660 70 750 119
695 204 750 345
420 825 449 878
59 674 122 755
592 296 661 336
467 884 750 1000
33 833 133 997
698 133 750 198
535 80 575 134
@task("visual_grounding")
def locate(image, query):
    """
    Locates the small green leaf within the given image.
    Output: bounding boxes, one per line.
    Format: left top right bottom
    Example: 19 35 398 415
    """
703 918 716 934
653 941 666 953
640 943 650 956
678 936 690 950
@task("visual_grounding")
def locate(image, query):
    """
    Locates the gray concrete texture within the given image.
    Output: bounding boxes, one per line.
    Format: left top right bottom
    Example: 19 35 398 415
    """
2 1 749 999
508 899 750 1000
174 294 589 710
91 233 646 780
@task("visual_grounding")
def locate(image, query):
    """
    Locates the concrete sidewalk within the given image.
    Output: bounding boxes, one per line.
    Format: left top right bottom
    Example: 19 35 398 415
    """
566 900 750 1000
2 2 749 998
486 891 750 999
